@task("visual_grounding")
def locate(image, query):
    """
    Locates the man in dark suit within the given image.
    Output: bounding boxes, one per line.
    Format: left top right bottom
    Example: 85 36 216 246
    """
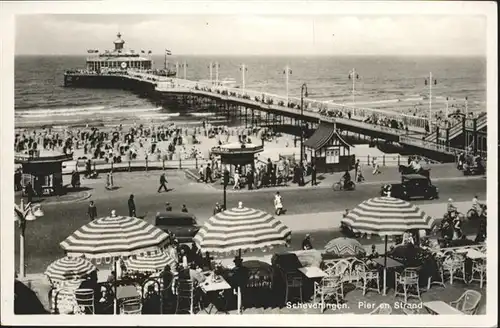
205 164 214 183
87 201 97 220
311 164 317 186
128 194 136 217
158 173 168 193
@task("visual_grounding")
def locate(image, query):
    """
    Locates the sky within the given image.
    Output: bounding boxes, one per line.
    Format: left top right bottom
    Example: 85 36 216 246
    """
15 14 487 56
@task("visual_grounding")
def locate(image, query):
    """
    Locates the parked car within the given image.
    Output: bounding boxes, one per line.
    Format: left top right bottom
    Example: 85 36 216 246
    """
154 212 200 243
381 174 439 200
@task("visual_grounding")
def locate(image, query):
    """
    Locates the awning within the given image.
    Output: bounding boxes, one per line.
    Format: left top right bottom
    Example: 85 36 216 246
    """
304 122 336 150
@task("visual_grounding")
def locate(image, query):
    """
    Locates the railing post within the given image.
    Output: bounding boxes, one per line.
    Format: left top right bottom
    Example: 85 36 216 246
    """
383 155 386 166
397 155 400 166
179 157 182 169
195 157 198 170
111 161 114 171
367 154 370 165
128 160 131 172
145 156 148 172
162 158 165 170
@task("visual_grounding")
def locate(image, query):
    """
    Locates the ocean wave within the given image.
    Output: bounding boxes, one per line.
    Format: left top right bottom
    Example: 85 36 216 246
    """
190 112 216 117
16 106 162 118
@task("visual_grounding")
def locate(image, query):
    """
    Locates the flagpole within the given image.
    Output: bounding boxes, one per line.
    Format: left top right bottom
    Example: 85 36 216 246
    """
164 50 167 70
285 66 290 105
215 62 219 85
240 64 246 92
183 61 187 79
176 62 179 79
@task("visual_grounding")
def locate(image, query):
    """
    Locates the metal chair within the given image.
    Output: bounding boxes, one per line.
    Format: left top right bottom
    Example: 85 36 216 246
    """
354 262 380 295
313 276 343 313
175 279 201 314
282 271 303 303
369 303 392 315
469 259 486 288
394 267 421 303
74 288 95 314
120 297 142 314
450 290 482 314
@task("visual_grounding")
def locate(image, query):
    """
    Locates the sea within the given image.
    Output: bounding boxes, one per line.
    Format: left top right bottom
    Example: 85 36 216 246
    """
14 55 487 128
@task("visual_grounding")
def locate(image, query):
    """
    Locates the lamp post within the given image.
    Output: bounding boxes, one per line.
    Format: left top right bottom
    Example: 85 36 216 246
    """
223 168 229 210
300 83 309 170
15 199 44 278
425 73 437 134
348 68 360 104
283 66 292 105
239 64 247 91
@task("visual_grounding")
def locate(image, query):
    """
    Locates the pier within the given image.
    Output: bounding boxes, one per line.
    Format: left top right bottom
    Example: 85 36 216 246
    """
63 70 487 163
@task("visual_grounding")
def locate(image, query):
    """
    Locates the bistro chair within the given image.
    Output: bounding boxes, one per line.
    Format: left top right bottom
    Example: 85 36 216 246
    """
394 267 421 303
450 290 482 314
469 259 487 288
442 251 467 285
175 279 201 314
282 271 303 304
313 276 343 313
354 262 380 296
74 288 95 314
368 303 392 315
120 297 142 314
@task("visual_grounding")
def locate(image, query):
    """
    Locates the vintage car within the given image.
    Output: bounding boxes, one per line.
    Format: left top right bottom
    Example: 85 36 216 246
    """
154 212 200 243
381 174 439 200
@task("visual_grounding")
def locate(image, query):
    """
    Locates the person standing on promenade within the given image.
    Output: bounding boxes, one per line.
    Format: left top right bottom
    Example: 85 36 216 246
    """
158 172 168 193
87 201 97 220
311 164 317 186
181 204 188 213
128 194 136 217
354 159 360 179
165 202 173 212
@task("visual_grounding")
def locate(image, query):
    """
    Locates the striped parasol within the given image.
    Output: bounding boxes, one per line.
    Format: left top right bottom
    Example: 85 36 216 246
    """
60 214 170 259
340 196 435 236
124 252 176 273
193 203 292 256
45 256 96 283
324 237 366 257
341 196 435 296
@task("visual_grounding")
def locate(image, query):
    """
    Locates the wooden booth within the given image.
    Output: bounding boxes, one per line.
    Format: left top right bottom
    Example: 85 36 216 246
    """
304 122 355 173
15 150 73 196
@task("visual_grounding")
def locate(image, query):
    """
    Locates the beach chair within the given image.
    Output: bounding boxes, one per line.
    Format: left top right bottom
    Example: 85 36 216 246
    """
120 296 142 314
74 288 95 314
313 276 343 313
282 271 303 304
354 262 380 296
175 279 200 314
469 259 486 288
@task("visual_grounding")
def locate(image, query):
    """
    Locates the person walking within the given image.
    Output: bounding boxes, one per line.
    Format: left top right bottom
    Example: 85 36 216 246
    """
157 172 168 193
274 191 284 216
354 159 360 179
181 204 188 213
128 194 136 217
87 201 97 220
205 164 214 183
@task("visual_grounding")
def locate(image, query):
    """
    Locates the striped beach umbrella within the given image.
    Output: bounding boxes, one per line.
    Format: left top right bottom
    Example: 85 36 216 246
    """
324 237 366 257
193 203 292 257
60 214 170 259
124 252 176 273
341 196 435 295
45 256 96 283
340 196 435 236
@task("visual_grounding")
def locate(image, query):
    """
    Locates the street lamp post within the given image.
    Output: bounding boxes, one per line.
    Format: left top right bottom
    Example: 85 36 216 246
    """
15 199 44 278
300 83 309 171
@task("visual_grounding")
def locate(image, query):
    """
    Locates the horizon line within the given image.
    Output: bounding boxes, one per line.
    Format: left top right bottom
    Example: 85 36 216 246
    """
15 53 486 58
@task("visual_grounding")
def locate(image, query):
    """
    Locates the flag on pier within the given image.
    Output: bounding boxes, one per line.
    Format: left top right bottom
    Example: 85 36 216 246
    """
283 68 292 74
141 50 145 53
87 49 99 53
148 50 152 54
165 49 172 55
425 79 437 85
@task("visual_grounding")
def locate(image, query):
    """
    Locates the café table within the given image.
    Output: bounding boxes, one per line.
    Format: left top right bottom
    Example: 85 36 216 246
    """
116 285 141 300
467 249 486 260
298 266 328 279
200 274 232 314
423 301 464 315
370 257 404 296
